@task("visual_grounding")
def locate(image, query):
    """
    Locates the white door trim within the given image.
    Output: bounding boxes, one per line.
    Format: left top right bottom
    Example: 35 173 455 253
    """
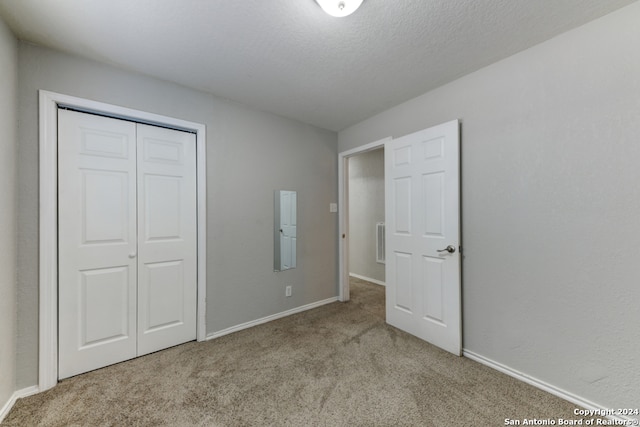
38 90 208 391
337 137 391 302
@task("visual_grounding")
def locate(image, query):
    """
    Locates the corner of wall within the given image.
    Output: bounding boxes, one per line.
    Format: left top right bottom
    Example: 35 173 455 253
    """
0 12 20 422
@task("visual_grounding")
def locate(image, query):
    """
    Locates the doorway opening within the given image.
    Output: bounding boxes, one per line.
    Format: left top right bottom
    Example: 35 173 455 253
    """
345 148 386 316
339 120 461 356
338 137 390 303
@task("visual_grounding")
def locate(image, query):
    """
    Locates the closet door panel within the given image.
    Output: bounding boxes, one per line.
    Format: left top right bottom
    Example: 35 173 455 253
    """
58 110 137 379
136 124 197 355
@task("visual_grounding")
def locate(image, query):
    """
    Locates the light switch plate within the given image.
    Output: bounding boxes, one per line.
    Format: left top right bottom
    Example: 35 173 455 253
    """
329 203 338 213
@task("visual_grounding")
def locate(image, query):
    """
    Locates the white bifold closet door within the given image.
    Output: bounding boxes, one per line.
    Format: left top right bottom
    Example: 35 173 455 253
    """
58 109 197 379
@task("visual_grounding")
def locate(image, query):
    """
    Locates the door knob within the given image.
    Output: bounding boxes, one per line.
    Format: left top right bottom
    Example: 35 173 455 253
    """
437 245 455 254
128 253 137 258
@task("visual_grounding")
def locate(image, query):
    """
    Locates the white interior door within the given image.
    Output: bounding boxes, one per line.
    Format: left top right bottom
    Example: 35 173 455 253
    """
384 120 461 355
58 110 138 378
136 124 197 355
58 110 197 379
280 191 297 270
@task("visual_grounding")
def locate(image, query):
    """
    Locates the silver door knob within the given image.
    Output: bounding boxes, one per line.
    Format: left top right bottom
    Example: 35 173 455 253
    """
437 245 456 254
128 253 137 258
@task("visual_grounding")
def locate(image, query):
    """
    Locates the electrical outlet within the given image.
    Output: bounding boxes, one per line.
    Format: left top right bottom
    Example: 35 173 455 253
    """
285 286 292 297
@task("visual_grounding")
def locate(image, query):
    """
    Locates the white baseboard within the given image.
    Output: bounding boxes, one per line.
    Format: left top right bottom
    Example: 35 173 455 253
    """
349 272 385 287
206 297 339 340
0 385 39 423
463 350 636 424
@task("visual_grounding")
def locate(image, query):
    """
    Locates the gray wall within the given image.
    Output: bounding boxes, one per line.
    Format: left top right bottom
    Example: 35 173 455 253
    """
16 42 338 388
339 2 640 410
0 16 18 407
348 149 385 283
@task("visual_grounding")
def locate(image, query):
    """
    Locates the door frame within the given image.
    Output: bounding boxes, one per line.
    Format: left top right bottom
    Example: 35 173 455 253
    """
38 90 207 391
337 137 391 302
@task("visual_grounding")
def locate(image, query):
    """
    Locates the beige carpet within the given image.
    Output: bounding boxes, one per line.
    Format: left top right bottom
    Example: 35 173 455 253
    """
3 278 592 426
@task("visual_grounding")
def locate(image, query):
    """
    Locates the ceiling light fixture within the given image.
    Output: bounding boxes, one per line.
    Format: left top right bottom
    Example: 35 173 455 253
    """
315 0 364 17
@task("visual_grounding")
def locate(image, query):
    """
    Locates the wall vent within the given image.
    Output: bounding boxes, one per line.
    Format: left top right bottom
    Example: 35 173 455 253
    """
376 222 385 264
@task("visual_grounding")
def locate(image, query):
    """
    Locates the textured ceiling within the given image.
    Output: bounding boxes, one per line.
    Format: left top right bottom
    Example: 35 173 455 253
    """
0 0 636 131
